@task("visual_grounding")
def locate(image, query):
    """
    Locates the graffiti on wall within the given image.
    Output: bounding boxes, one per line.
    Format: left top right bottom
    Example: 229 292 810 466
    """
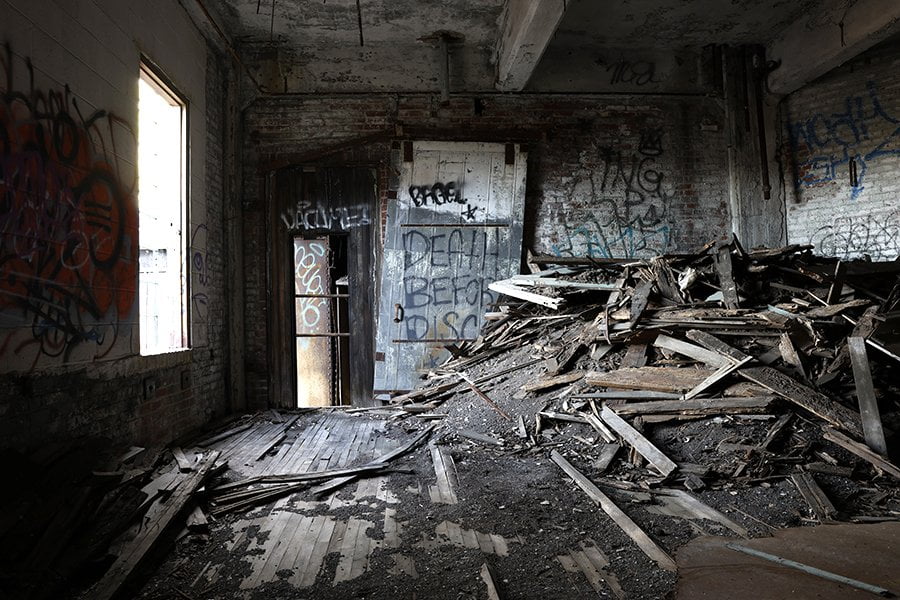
602 59 659 87
0 44 138 368
809 209 900 261
281 200 371 232
400 227 498 341
294 239 329 339
407 181 481 222
787 80 900 201
190 223 209 345
551 127 673 258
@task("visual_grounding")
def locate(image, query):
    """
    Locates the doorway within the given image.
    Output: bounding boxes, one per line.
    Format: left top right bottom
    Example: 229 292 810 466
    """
268 166 377 409
293 234 351 407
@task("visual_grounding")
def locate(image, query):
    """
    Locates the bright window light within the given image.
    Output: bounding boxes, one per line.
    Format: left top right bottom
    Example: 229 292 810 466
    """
138 63 188 355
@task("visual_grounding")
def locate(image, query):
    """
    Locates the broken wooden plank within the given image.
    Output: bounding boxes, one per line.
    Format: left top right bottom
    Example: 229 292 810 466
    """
593 444 621 473
599 406 677 477
685 329 749 362
823 428 900 480
573 391 683 401
459 373 511 421
779 333 807 379
194 422 253 448
629 279 654 328
186 506 209 533
551 451 676 572
511 276 619 291
457 429 503 446
601 277 627 343
311 424 436 496
653 334 732 368
759 413 793 450
488 280 564 309
683 356 753 400
620 343 648 368
655 489 748 536
539 411 589 425
208 462 391 496
586 367 714 393
429 444 459 505
516 415 528 439
90 451 222 600
805 299 870 318
585 413 617 443
848 336 888 456
610 396 773 416
825 260 847 304
521 371 584 393
650 256 684 304
118 446 146 465
480 562 502 600
740 366 863 437
713 244 740 308
791 472 837 521
171 447 193 473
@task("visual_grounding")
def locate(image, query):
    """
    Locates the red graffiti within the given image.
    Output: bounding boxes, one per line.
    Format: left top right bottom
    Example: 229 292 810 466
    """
0 44 138 366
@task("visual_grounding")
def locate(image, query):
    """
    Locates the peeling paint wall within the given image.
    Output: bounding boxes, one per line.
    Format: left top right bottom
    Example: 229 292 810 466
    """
0 0 233 449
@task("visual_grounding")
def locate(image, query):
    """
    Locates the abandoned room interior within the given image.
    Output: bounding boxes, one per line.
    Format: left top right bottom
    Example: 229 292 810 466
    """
2 0 900 598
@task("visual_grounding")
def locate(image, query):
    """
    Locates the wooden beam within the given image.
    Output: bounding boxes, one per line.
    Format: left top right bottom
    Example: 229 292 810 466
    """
740 366 863 437
495 0 568 91
848 336 888 456
610 396 773 416
551 451 676 572
654 334 733 368
790 472 837 521
488 280 564 309
683 356 753 400
823 428 900 480
90 451 222 600
586 367 714 394
599 406 677 477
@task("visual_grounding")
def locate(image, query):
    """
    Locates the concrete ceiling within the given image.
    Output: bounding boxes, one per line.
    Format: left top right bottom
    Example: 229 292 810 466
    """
214 0 504 49
204 0 845 94
554 0 822 48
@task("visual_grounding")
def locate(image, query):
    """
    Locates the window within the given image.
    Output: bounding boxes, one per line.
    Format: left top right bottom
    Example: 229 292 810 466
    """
138 62 188 355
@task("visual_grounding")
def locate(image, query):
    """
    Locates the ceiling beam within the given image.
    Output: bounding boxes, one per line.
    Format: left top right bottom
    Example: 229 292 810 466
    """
495 0 567 92
767 0 900 95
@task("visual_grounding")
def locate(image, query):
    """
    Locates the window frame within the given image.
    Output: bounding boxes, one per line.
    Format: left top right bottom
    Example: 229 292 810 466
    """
138 57 191 356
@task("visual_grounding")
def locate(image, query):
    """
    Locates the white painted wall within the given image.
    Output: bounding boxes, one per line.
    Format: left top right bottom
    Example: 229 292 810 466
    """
1 0 211 371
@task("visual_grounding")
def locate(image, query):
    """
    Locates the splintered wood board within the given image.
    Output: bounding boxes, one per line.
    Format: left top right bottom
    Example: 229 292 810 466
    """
586 367 715 393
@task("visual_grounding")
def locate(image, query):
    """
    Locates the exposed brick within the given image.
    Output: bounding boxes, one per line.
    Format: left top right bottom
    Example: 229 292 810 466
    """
781 38 900 260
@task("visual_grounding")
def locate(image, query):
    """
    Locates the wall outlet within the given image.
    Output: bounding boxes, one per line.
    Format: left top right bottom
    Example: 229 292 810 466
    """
143 377 157 400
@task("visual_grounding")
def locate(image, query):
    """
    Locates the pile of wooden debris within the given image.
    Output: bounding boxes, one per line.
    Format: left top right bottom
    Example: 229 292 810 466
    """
386 240 900 551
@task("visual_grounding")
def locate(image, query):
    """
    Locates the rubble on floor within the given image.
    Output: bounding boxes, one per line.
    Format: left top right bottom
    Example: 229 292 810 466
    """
3 241 899 599
377 240 900 596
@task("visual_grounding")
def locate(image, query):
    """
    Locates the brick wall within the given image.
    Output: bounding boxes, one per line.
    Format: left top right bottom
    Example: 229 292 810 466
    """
0 0 232 450
241 94 731 405
781 37 900 260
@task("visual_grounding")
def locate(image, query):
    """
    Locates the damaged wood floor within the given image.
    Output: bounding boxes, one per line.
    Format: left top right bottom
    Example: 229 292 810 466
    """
132 410 685 599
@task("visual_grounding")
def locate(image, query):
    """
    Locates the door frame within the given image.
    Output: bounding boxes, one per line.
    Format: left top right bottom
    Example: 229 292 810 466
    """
266 165 378 408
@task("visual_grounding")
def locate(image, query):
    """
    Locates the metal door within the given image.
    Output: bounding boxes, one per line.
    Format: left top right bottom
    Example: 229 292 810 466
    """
374 141 527 391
